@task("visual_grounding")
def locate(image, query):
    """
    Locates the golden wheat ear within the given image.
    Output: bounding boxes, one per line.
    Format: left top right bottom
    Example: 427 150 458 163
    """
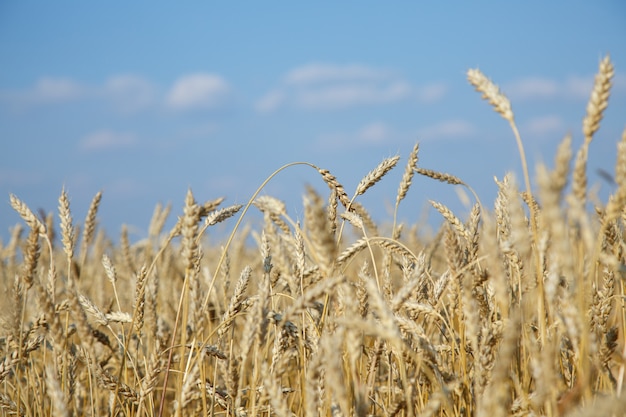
9 194 46 234
78 191 102 268
583 54 614 143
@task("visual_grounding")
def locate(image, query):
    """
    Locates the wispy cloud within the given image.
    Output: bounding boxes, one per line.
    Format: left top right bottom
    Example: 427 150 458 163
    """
256 63 447 113
285 63 390 85
1 72 232 113
295 81 412 109
0 77 86 107
80 130 137 152
0 74 157 113
416 83 448 103
523 115 566 136
33 77 86 102
0 168 44 187
106 177 143 197
563 76 594 99
504 77 559 100
178 122 219 139
166 73 230 110
315 121 393 150
504 72 626 101
417 120 476 141
359 122 390 144
255 90 286 113
205 174 243 194
102 75 157 113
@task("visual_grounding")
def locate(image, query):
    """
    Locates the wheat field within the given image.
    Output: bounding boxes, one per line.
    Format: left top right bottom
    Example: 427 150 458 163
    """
1 55 625 417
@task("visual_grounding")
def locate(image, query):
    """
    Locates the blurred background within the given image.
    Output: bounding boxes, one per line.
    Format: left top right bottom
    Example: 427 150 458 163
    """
1 2 625 243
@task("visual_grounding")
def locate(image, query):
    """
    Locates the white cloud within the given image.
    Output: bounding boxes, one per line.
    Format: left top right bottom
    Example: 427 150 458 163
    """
315 121 392 149
34 77 85 102
0 77 86 107
206 174 242 194
102 75 157 113
255 90 285 113
257 63 432 112
106 178 142 197
1 72 233 113
179 122 218 138
505 77 559 100
416 83 448 103
524 115 565 136
564 75 594 99
285 63 389 85
417 120 476 140
0 168 44 187
296 81 412 109
80 130 137 151
166 73 230 110
0 75 158 112
358 122 390 144
502 72 626 101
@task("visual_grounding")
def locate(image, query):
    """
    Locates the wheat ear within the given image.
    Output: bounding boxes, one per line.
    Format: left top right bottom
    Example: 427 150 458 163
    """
10 194 45 234
58 188 75 261
354 155 400 198
45 365 69 417
304 186 336 278
397 142 420 206
79 191 102 269
583 54 614 143
317 167 351 208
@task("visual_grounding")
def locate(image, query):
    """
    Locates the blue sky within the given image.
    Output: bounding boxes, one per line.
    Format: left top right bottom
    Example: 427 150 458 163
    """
1 2 625 242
